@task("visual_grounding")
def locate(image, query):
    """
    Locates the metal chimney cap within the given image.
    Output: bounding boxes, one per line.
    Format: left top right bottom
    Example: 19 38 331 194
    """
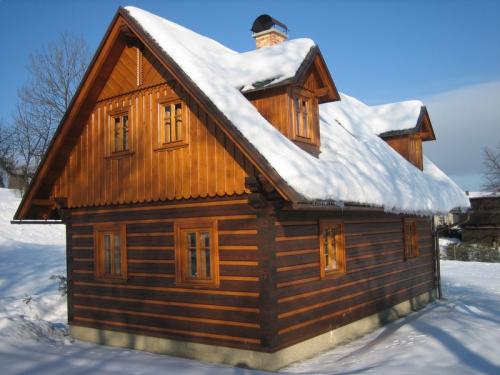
251 14 288 34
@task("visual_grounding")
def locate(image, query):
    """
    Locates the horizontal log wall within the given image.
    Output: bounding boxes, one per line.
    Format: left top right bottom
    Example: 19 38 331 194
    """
67 197 265 350
273 210 435 350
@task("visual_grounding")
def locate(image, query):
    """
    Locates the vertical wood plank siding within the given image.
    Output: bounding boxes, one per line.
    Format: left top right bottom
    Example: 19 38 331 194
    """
68 197 263 349
52 66 253 208
273 210 435 350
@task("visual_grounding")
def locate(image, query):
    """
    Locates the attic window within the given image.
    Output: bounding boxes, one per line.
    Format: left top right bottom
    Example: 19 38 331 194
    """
156 99 188 150
294 96 310 138
291 88 317 145
111 112 129 153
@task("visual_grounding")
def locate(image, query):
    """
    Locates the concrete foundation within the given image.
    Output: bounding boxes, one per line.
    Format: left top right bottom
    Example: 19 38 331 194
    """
70 289 436 371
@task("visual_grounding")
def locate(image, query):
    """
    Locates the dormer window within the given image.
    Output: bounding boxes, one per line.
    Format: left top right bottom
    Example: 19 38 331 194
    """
289 87 320 155
293 90 313 140
294 95 310 139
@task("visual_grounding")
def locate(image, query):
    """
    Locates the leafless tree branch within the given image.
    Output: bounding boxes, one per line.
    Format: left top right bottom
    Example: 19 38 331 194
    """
10 32 90 191
481 141 500 192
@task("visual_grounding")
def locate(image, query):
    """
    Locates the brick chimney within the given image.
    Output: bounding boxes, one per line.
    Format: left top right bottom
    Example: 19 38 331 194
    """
251 14 288 49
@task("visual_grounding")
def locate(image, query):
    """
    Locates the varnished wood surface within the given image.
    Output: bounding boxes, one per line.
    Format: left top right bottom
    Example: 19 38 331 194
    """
67 197 436 352
67 197 263 350
272 211 435 350
385 135 423 170
52 76 254 208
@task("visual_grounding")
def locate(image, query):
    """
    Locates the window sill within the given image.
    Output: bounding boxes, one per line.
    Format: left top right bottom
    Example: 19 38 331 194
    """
404 256 419 261
154 142 188 152
105 150 134 160
94 275 127 284
175 280 220 289
322 270 346 279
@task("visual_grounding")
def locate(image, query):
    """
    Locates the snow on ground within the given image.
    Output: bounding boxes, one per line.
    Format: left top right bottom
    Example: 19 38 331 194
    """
0 188 499 374
285 261 500 375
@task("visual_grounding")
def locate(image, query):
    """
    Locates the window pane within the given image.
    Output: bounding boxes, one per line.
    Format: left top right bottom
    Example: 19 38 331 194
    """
114 117 121 152
302 100 308 138
114 233 121 275
122 115 129 151
324 226 341 272
187 232 197 277
323 228 329 270
174 103 182 141
200 231 210 278
294 97 301 135
164 105 171 143
103 234 112 275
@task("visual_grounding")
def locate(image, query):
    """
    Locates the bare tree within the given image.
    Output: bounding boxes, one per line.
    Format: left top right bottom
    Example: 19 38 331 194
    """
19 32 90 121
482 141 500 192
0 119 14 187
11 32 90 190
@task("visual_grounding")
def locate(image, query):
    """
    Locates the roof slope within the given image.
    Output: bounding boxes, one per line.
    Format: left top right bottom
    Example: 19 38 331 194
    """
125 6 468 214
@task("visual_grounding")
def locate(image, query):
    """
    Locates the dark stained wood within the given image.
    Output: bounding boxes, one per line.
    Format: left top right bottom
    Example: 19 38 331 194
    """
66 198 265 349
272 210 435 350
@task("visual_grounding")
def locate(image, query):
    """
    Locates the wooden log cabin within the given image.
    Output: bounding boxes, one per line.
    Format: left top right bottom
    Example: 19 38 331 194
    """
14 7 469 370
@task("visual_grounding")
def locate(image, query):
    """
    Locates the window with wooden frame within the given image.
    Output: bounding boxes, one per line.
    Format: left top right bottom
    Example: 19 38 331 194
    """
94 224 127 281
319 220 346 278
174 219 219 287
292 88 316 142
157 99 188 150
403 219 419 260
111 111 130 153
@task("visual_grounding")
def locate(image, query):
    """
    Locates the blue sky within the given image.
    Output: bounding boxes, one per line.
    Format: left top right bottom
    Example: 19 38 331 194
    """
0 0 499 190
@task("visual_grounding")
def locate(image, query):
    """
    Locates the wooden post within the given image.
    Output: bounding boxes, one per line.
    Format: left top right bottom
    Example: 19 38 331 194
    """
65 212 75 324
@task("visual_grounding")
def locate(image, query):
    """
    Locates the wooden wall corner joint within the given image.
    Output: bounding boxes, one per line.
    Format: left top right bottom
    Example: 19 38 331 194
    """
248 193 268 208
245 176 262 193
257 206 279 349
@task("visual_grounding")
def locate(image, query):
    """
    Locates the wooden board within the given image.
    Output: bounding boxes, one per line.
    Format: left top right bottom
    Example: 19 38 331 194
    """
52 80 254 208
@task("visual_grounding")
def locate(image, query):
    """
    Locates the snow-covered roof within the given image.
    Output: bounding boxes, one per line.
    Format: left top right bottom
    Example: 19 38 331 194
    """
124 6 469 215
341 94 424 135
467 191 500 199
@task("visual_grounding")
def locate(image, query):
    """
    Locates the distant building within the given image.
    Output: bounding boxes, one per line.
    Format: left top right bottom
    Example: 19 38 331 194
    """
462 191 500 246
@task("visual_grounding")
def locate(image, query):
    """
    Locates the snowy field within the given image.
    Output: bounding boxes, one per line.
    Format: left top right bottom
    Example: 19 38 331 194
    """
0 188 499 374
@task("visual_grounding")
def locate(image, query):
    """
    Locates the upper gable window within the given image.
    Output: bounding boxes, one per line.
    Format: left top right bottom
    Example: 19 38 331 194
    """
111 111 129 153
156 99 188 150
